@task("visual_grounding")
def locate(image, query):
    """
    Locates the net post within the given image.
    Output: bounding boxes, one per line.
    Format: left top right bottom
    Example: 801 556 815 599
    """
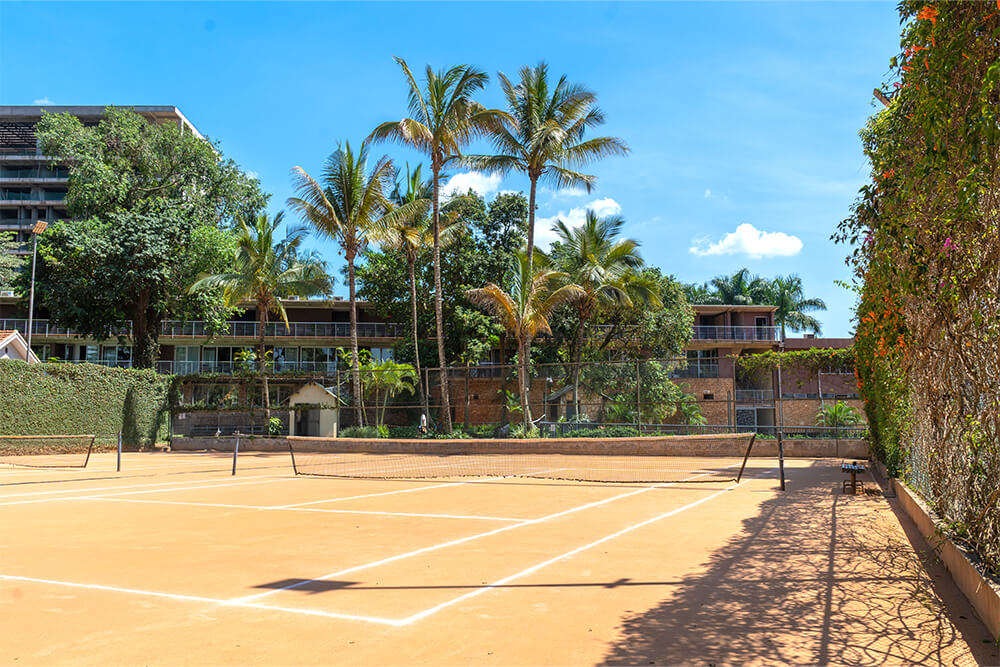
232 431 240 476
116 431 122 472
287 435 298 475
736 433 756 483
777 430 786 491
82 435 95 469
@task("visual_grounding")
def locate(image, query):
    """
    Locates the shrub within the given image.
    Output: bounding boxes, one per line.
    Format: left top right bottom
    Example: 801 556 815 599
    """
562 426 639 439
340 426 381 439
0 360 170 447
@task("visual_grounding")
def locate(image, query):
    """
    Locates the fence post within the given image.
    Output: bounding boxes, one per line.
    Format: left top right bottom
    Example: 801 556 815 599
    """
116 431 122 473
635 359 641 435
776 363 786 491
232 431 240 476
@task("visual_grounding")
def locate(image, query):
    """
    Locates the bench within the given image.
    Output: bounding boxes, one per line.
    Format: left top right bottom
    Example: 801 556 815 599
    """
842 461 866 494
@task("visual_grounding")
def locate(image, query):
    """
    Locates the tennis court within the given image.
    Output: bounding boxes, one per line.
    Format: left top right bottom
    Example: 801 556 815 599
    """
0 447 994 666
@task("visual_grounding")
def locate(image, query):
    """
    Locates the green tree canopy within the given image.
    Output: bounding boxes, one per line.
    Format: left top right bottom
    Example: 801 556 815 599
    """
28 107 266 367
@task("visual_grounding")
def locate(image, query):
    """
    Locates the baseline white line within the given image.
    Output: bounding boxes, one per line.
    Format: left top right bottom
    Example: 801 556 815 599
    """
86 497 522 522
401 475 771 625
0 476 289 506
0 574 402 626
229 471 713 605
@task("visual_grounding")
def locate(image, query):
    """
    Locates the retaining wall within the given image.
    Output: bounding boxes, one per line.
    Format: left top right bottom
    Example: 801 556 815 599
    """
171 435 867 458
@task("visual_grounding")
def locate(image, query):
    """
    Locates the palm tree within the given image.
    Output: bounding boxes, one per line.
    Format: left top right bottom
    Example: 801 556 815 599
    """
287 141 404 426
709 268 771 305
375 164 463 421
549 211 659 418
190 212 331 420
369 57 509 433
464 62 628 280
769 274 827 339
467 251 584 431
815 400 863 438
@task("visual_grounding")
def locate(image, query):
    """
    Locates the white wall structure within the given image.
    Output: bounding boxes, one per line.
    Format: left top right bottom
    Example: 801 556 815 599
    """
0 330 39 363
288 382 340 437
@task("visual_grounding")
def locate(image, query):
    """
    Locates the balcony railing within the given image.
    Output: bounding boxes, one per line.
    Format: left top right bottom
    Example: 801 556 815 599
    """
735 389 774 403
0 319 132 337
158 360 345 375
161 320 404 339
669 361 720 378
0 319 403 340
692 325 779 342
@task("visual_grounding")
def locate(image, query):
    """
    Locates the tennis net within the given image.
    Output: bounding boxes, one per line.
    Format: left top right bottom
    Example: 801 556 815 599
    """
287 433 759 483
0 435 96 468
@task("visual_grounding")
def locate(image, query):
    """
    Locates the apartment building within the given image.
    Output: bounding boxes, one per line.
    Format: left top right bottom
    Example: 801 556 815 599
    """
0 105 200 257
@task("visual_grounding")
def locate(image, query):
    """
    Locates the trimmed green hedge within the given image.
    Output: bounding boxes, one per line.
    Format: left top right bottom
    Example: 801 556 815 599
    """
0 361 171 447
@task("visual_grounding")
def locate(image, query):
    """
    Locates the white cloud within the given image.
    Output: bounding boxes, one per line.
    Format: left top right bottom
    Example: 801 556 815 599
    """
689 223 802 259
442 171 502 199
534 197 623 249
33 97 53 105
704 189 712 198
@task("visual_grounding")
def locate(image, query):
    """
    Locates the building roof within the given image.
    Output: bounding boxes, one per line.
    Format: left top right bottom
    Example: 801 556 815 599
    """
0 105 202 139
691 304 778 315
0 329 40 363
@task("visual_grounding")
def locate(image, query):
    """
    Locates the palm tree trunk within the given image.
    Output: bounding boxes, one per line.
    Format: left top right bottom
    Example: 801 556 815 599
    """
519 336 531 432
347 254 363 427
573 315 585 420
431 163 452 433
258 305 270 424
408 256 429 421
498 334 509 429
526 176 538 278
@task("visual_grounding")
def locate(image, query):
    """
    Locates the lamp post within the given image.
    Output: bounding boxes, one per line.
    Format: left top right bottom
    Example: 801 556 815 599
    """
26 220 48 355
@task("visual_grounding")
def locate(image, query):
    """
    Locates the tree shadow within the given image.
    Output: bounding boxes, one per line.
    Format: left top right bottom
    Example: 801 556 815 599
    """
601 461 997 666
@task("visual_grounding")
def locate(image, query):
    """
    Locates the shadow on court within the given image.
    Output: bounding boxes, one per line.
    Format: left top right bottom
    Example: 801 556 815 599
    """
601 460 997 666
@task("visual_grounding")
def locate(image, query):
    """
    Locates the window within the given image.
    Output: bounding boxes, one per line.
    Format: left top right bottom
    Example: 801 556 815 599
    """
174 346 200 374
272 347 299 372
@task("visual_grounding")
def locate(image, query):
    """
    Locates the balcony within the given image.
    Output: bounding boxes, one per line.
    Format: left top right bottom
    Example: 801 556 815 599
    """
670 360 720 379
692 325 779 343
0 319 404 340
0 319 132 337
161 320 404 339
735 389 774 403
158 360 344 375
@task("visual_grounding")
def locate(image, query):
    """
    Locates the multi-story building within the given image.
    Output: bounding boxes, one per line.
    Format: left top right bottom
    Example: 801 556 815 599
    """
0 105 200 257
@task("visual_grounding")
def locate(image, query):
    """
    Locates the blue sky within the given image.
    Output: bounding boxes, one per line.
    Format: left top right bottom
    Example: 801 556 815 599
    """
0 1 901 337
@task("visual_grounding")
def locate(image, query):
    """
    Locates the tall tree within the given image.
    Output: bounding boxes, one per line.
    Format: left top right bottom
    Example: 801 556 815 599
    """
369 57 509 433
464 62 628 280
548 211 659 418
467 251 583 431
373 164 462 420
288 141 415 425
767 274 827 339
708 268 771 305
31 107 266 367
190 212 331 419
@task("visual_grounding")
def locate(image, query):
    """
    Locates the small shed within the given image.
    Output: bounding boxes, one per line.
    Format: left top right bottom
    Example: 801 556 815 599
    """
288 382 341 437
0 330 40 364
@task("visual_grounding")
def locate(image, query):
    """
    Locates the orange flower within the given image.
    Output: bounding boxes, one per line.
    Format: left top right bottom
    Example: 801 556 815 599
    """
917 5 938 24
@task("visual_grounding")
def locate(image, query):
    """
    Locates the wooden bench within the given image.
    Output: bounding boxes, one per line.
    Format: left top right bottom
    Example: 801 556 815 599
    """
842 461 866 494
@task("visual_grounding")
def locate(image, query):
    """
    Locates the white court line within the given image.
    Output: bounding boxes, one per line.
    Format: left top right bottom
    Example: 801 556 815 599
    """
229 470 714 605
0 474 288 500
0 476 288 506
0 574 402 626
86 497 523 522
400 476 765 624
270 477 516 510
0 470 770 627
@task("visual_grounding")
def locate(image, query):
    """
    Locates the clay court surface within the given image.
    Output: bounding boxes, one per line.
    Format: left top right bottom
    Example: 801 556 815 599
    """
0 451 996 666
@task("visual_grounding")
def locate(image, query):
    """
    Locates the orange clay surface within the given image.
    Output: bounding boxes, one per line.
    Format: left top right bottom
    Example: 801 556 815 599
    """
0 452 996 666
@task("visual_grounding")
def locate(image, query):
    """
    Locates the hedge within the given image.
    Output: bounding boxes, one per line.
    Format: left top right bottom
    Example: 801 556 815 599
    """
0 360 171 447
